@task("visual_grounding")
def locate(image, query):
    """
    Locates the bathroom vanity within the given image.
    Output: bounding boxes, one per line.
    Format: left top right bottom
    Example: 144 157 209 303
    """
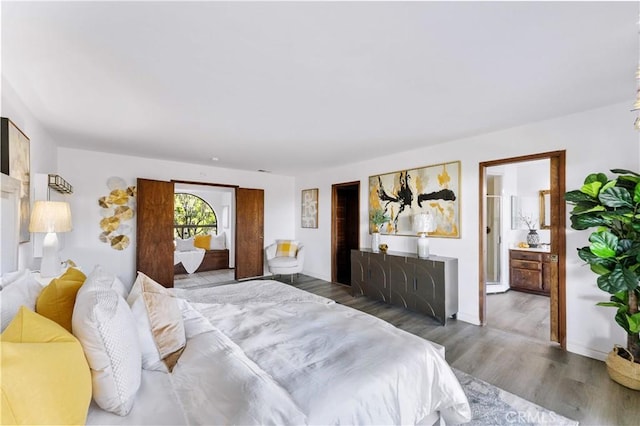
509 248 553 296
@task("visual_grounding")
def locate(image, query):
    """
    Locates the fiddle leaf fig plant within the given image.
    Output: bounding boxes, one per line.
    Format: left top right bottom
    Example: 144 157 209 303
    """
565 169 640 362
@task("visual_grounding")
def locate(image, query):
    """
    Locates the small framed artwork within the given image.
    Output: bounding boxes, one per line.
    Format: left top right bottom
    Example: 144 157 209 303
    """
301 188 319 228
1 118 31 243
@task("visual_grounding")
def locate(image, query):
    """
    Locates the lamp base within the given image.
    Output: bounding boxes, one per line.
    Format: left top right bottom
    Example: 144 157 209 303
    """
417 234 430 258
40 232 61 278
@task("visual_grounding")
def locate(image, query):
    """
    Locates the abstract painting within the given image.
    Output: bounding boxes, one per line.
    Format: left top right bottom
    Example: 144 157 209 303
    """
301 188 318 228
369 161 461 238
1 118 30 243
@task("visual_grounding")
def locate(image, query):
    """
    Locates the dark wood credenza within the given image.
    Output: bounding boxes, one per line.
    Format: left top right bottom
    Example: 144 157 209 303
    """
350 249 458 325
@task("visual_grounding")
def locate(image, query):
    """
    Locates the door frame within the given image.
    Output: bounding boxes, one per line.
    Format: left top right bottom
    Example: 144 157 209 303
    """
478 150 566 348
331 181 360 283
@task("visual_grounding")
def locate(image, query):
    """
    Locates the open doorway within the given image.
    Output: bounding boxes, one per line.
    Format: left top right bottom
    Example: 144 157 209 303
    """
173 182 236 289
485 160 551 342
332 181 360 285
479 151 566 348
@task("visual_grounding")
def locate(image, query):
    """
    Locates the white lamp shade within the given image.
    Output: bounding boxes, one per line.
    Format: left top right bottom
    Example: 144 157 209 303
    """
413 212 436 234
29 201 72 233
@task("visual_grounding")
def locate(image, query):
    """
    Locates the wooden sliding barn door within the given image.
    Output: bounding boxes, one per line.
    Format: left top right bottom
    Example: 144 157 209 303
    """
235 188 264 280
136 178 175 287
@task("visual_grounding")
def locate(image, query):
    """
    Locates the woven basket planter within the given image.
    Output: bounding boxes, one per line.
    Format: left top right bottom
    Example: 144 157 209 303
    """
606 345 640 390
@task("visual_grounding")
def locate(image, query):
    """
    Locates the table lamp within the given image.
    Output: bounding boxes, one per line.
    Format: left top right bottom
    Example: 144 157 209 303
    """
29 201 72 277
413 212 436 258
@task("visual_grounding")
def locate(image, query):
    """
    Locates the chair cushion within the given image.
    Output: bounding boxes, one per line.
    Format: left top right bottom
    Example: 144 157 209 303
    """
268 256 300 268
275 240 299 258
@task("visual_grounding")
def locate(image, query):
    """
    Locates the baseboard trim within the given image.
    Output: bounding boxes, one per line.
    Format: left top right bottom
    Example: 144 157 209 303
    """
566 342 608 362
456 312 481 326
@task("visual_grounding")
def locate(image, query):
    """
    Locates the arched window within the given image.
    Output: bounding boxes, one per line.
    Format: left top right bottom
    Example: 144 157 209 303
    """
174 193 217 238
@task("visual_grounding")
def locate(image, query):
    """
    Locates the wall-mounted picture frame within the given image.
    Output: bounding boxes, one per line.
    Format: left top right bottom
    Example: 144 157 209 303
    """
368 160 461 238
301 188 319 228
1 118 31 243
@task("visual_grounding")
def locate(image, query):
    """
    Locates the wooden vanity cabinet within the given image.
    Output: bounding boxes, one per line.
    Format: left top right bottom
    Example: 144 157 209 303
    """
509 249 550 296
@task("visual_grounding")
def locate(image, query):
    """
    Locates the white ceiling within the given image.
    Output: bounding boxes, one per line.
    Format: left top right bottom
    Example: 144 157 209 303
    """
2 1 638 175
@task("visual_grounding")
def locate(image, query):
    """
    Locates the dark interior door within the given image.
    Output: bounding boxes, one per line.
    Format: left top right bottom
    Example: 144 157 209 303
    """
235 188 264 280
136 178 175 287
333 182 360 285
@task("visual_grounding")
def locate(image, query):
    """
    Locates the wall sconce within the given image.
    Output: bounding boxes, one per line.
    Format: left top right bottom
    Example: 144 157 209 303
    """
48 174 73 194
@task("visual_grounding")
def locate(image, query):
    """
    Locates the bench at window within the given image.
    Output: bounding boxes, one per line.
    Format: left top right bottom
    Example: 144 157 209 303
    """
174 249 229 274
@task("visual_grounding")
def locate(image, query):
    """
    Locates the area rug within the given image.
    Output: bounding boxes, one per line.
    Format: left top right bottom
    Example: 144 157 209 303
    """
454 369 579 426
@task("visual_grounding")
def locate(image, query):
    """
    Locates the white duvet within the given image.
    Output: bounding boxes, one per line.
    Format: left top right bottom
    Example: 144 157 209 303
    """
88 280 471 425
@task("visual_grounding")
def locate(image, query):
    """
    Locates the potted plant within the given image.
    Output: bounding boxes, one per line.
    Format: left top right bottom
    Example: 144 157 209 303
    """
369 208 390 252
565 169 640 390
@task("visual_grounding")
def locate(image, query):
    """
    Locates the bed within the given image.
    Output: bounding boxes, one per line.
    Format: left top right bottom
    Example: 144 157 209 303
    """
87 279 471 425
1 268 470 425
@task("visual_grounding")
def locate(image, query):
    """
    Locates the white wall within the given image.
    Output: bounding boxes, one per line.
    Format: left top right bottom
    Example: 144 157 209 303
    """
57 148 295 285
1 78 60 271
513 159 550 243
295 102 638 361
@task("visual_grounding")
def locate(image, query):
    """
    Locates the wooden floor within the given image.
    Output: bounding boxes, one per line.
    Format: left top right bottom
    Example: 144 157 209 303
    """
487 290 550 342
269 274 640 426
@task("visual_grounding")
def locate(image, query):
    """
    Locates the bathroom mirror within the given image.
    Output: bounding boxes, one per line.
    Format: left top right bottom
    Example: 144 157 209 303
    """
510 195 538 230
539 189 550 229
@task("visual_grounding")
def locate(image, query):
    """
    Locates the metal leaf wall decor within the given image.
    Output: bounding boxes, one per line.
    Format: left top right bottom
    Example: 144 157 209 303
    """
98 177 136 250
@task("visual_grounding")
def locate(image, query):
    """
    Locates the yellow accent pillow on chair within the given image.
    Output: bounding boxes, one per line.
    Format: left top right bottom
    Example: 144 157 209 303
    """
36 267 87 333
275 240 299 258
194 234 212 250
1 306 92 425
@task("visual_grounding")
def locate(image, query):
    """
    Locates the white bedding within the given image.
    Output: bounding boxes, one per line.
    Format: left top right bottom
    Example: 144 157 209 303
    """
88 279 471 425
173 278 334 305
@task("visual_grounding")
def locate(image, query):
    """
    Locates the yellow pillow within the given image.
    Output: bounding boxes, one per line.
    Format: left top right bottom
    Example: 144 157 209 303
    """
276 240 299 258
36 267 87 333
194 234 212 250
1 306 92 425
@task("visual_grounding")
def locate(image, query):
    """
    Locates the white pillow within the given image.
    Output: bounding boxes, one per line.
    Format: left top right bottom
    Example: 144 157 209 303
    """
83 265 131 299
1 269 30 290
0 272 43 332
175 237 195 252
113 275 133 299
72 278 141 416
209 232 226 250
127 272 186 373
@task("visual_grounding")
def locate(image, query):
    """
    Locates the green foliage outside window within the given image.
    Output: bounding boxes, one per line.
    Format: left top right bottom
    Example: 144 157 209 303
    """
174 193 217 238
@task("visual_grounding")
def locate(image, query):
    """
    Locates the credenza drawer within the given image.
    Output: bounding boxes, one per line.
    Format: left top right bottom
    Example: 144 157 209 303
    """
510 250 543 261
510 259 541 270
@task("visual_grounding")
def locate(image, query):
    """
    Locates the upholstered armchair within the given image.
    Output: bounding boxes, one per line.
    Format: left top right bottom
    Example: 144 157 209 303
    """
265 241 305 283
